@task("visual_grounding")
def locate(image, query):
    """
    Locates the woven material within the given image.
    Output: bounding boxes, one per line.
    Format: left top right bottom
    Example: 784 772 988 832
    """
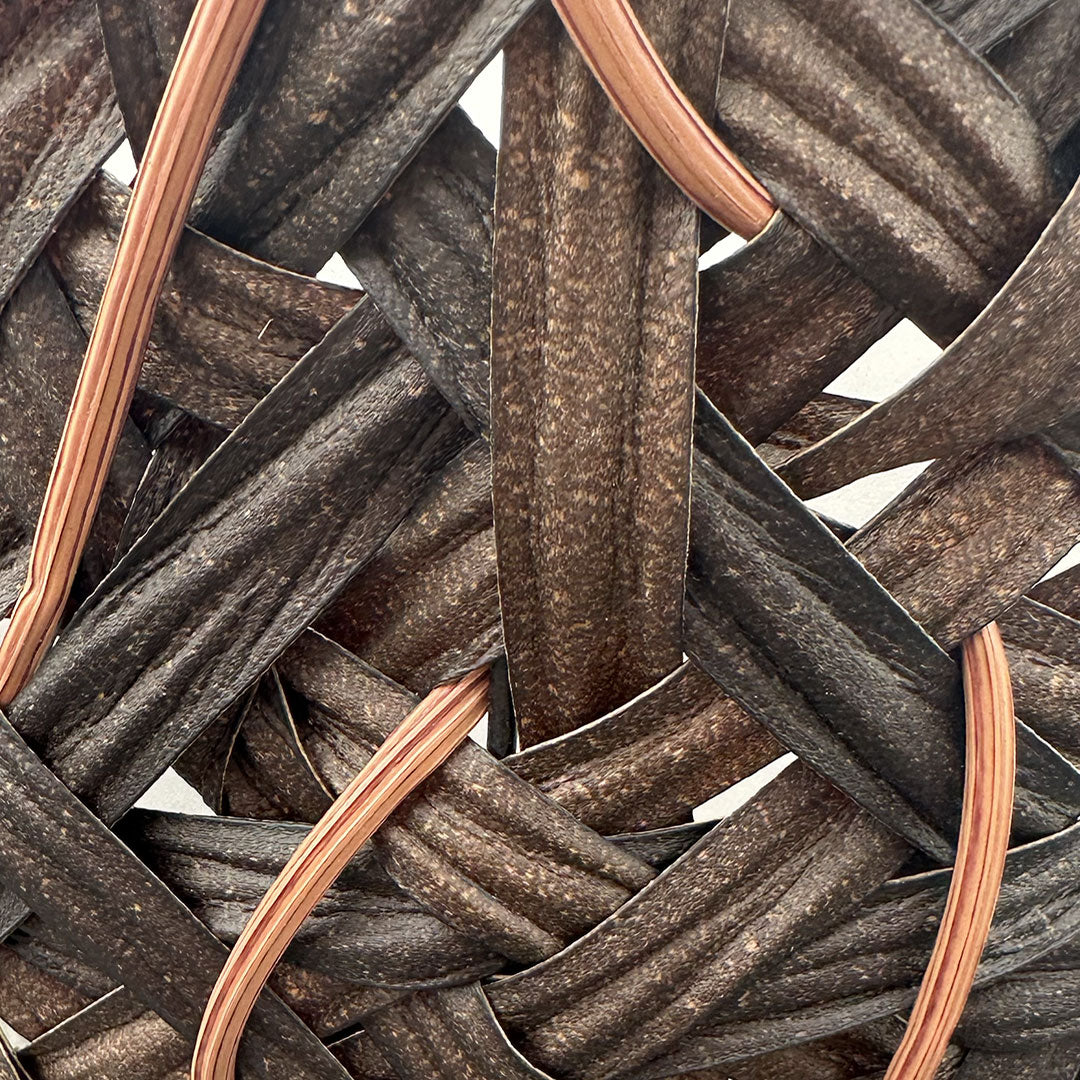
2 1 1080 1077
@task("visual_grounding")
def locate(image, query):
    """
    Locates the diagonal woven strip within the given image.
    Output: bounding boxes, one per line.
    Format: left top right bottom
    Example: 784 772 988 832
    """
0 1 1078 1079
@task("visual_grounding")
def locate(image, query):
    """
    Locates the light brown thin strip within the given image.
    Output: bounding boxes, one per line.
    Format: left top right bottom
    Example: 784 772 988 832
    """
191 666 490 1080
0 0 268 706
884 622 1016 1080
550 0 775 238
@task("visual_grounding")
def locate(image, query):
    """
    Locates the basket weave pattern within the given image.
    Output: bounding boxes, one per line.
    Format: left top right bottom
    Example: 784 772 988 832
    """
2 1 1080 1078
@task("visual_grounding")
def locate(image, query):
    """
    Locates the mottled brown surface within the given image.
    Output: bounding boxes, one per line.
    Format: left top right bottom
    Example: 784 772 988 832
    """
49 175 359 428
2 0 1080 1076
490 1 708 745
508 661 782 834
99 0 537 272
782 179 1080 498
317 440 501 693
0 261 148 607
0 0 122 306
849 438 1080 649
716 0 1054 342
698 217 897 445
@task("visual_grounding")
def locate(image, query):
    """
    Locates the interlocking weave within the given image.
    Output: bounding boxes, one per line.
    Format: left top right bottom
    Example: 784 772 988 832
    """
1 1 1080 1079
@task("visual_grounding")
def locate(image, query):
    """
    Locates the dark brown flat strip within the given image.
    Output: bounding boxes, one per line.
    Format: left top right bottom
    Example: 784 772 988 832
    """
5 917 112 1013
697 215 897 445
0 261 148 609
999 599 1080 764
277 633 654 965
337 105 1080 850
487 763 907 1080
690 1023 905 1080
989 2 1080 152
8 301 466 824
758 394 872 469
507 660 781 834
927 0 1058 52
955 1047 1080 1080
0 0 273 705
100 0 538 272
317 440 500 693
344 109 892 454
112 410 226 561
781 178 1080 499
190 637 777 857
0 945 89 1042
340 109 496 435
1028 566 1080 620
23 988 189 1080
687 397 962 857
688 394 1079 852
848 437 1080 650
715 0 1054 342
180 672 334 823
0 0 122 307
0 711 350 1080
364 985 549 1080
49 174 358 429
491 1 705 744
122 809 499 990
634 811 1080 1076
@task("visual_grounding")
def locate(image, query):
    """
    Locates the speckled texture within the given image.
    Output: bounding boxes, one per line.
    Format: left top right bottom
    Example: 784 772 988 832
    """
697 215 898 445
688 395 1080 852
48 174 359 428
1000 600 1080 766
0 0 122 307
363 985 551 1080
507 661 781 835
488 765 908 1080
8 301 467 829
927 0 1058 52
630 808 1080 1076
0 945 89 1042
4 0 1080 1074
490 1 708 746
341 110 497 435
317 440 502 693
783 178 1080 498
0 713 351 1080
25 991 190 1079
0 260 148 608
278 633 654 965
99 0 537 272
849 437 1080 650
716 0 1055 341
989 2 1080 154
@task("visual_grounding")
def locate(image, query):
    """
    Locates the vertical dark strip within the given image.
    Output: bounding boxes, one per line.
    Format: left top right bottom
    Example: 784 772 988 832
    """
490 0 714 746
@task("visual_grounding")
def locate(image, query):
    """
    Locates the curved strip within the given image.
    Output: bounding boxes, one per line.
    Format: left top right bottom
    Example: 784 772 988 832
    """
191 666 490 1080
884 623 1016 1080
551 0 775 237
0 0 269 705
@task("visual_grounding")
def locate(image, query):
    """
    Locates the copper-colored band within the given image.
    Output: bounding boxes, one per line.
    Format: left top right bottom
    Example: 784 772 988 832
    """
191 667 490 1080
550 0 775 237
0 0 269 705
884 622 1016 1080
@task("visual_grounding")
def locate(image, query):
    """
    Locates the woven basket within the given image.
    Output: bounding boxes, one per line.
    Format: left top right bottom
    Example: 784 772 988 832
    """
2 0 1080 1078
